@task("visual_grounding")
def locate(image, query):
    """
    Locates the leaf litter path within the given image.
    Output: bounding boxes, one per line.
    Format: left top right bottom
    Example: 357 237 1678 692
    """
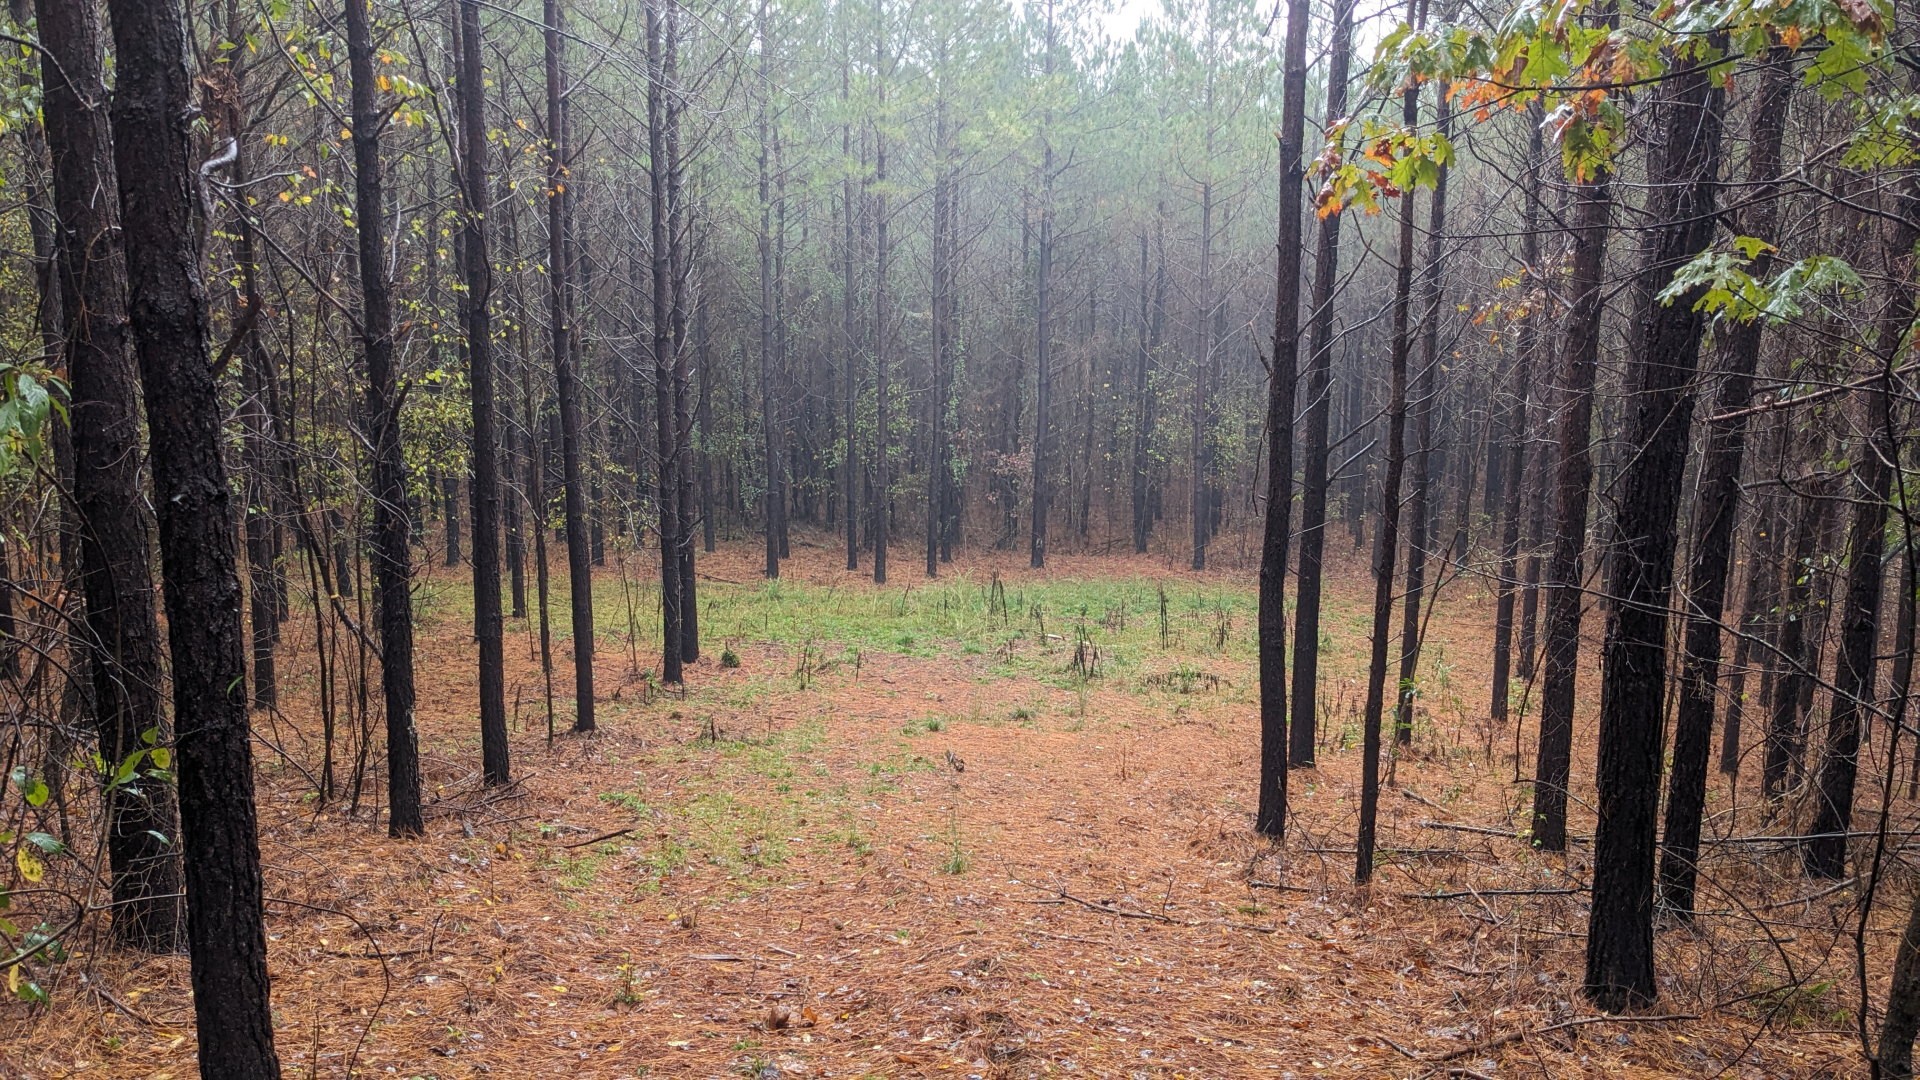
4 541 1873 1078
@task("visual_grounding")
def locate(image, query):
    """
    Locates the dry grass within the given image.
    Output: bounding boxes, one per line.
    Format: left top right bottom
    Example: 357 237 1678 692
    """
2 534 1907 1078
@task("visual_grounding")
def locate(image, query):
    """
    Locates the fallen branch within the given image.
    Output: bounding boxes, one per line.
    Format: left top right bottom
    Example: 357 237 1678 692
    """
1407 887 1584 901
1418 819 1589 844
1054 888 1183 924
1247 879 1319 894
563 826 638 849
1431 1012 1700 1062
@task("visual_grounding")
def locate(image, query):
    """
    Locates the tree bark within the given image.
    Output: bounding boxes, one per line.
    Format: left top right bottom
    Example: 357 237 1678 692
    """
757 0 782 580
1803 146 1920 880
1356 19 1422 881
647 0 683 683
1395 78 1451 747
1286 0 1352 770
344 0 422 837
1256 0 1310 837
104 0 279 1064
1489 117 1544 730
545 0 595 732
39 0 184 948
1531 104 1613 854
1658 49 1790 913
871 11 891 585
1029 1 1055 571
456 0 509 783
1585 42 1724 1012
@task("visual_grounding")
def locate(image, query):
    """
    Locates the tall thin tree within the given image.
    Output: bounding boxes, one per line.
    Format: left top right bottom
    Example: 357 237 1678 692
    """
1255 0 1310 838
1657 48 1792 913
456 0 509 783
1585 37 1725 1012
545 0 596 732
104 0 279 1065
346 0 423 836
1287 0 1353 770
39 0 184 946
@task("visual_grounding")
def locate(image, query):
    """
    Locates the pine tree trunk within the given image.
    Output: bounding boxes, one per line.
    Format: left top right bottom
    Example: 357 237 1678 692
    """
1395 79 1451 747
667 21 698 666
1286 0 1352 769
1029 6 1055 571
1356 32 1422 883
1658 49 1790 913
345 0 422 837
545 0 595 732
1256 0 1310 837
1585 43 1724 1012
1531 99 1614 853
455 0 509 784
39 0 184 948
104 0 279 1064
647 0 683 684
871 15 891 585
757 0 782 580
1489 118 1544 729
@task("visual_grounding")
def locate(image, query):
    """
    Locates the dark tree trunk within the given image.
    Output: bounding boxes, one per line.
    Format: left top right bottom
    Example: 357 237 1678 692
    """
840 37 859 573
39 0 183 948
647 0 683 683
1722 459 1784 778
757 0 782 580
345 0 422 838
1880 887 1920 1077
1191 178 1212 573
1255 0 1310 838
1803 160 1919 879
1516 425 1550 681
1356 34 1421 883
697 295 717 554
871 16 891 585
1028 6 1055 570
456 0 509 784
104 0 279 1065
1395 79 1451 747
1531 109 1613 854
443 475 462 566
545 0 595 732
1489 117 1544 729
927 81 953 579
1130 231 1155 554
665 9 698 665
1585 44 1724 1012
1658 49 1790 913
1767 474 1834 797
1286 0 1351 769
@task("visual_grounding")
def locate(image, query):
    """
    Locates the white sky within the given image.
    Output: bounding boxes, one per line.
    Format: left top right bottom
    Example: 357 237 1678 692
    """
1094 0 1160 42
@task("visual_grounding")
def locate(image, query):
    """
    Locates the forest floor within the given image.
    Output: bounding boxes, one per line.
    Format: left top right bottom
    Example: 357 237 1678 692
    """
4 534 1909 1078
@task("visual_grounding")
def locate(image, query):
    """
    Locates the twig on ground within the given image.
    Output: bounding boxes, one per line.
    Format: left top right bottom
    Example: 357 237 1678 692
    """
1430 1013 1700 1062
563 826 638 848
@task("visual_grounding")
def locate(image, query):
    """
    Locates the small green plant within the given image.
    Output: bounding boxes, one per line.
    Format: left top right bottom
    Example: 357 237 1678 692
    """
720 646 741 669
613 959 645 1005
827 825 873 856
793 637 819 689
600 789 650 814
940 811 970 875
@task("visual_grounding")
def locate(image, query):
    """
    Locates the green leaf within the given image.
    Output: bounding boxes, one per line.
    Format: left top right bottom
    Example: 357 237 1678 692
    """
23 832 63 855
